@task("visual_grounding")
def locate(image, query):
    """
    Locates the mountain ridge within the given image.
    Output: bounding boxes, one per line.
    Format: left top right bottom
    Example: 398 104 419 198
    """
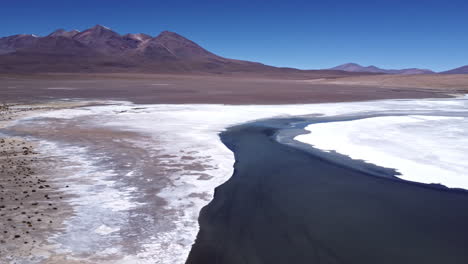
2 25 464 76
0 25 370 77
330 63 435 75
440 65 468 74
0 25 291 74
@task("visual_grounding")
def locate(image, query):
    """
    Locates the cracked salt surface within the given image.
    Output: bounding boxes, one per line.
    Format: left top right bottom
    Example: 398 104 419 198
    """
16 94 468 263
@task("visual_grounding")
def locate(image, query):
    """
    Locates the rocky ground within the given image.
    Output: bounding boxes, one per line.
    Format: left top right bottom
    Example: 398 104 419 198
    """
0 135 72 263
0 101 95 263
0 105 62 262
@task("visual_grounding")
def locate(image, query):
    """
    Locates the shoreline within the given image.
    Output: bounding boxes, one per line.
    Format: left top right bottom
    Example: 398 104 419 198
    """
0 105 71 263
0 101 117 263
276 114 468 193
293 114 468 190
187 118 468 264
1 95 467 263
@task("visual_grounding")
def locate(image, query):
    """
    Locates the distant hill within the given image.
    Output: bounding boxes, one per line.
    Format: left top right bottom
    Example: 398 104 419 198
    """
0 25 365 78
440 65 468 74
330 63 434 75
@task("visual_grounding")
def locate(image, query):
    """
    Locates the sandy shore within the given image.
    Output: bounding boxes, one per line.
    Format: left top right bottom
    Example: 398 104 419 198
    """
0 101 125 263
0 103 77 263
0 135 70 262
1 102 233 263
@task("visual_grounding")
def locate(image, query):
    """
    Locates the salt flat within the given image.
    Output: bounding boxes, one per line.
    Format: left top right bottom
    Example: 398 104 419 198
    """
1 95 467 263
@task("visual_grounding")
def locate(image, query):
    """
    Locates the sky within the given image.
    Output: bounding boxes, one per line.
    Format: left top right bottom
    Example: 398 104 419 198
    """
0 0 467 72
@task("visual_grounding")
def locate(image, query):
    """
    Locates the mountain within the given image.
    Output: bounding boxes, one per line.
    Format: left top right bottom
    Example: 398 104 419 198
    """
70 25 139 54
122 33 152 45
0 34 38 55
48 29 80 38
0 25 369 77
330 63 434 75
440 65 468 74
132 30 222 63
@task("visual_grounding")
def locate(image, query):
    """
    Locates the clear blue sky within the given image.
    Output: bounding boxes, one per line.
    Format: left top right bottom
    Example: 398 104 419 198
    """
1 0 467 71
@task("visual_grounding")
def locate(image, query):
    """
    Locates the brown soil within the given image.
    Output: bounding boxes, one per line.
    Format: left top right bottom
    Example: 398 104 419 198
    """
0 73 462 105
313 73 468 92
0 102 97 263
0 136 72 263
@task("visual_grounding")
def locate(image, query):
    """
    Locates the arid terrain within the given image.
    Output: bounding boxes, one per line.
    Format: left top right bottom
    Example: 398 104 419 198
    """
0 73 467 263
314 73 468 91
2 25 467 106
2 73 467 105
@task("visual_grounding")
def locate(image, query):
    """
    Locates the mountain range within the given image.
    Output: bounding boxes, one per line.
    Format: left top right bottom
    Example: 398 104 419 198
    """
0 25 466 75
330 63 435 75
0 25 342 76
